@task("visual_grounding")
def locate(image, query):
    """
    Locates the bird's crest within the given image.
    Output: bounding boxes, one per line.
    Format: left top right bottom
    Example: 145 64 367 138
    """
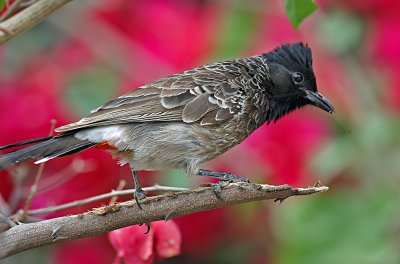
265 42 313 70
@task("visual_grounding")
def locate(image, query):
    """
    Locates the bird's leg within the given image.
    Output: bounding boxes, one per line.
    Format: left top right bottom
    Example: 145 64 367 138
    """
197 169 250 199
197 169 250 182
130 165 147 209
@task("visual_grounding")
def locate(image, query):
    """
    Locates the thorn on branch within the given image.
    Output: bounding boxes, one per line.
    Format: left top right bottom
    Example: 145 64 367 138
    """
138 222 151 234
274 197 287 204
51 226 61 241
51 226 67 242
314 180 323 187
164 207 178 221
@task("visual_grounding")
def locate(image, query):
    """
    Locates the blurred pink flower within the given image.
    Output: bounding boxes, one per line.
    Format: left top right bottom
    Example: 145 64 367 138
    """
108 220 181 264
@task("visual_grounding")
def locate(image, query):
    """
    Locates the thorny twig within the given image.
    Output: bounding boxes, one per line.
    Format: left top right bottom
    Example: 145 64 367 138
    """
24 158 94 196
0 213 15 228
20 120 56 220
0 194 11 216
7 168 27 212
25 185 189 216
109 179 127 205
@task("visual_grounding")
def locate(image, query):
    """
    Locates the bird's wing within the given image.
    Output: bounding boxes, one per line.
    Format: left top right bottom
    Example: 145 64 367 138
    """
55 59 261 133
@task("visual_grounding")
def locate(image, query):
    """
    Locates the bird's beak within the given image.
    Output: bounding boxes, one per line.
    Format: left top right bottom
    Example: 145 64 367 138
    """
302 89 335 114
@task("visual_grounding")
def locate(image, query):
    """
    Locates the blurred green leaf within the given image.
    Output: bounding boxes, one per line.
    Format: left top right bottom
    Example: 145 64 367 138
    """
274 190 400 264
313 135 356 178
3 22 62 76
317 11 365 55
0 0 5 11
2 247 50 264
158 169 193 187
285 0 317 28
312 113 400 184
214 6 260 59
213 243 252 264
65 66 118 115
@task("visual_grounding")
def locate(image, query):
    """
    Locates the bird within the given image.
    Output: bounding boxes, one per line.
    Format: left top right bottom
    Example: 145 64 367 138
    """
0 42 334 206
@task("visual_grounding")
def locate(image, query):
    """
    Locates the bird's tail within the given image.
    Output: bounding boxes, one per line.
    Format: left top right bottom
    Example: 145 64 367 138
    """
0 134 95 170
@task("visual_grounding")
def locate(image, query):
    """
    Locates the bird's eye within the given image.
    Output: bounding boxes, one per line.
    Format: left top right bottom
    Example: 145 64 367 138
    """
292 72 304 84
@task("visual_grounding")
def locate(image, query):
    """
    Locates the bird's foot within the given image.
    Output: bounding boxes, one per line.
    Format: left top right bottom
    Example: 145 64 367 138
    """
196 169 250 200
210 173 251 200
211 181 229 200
219 172 250 183
134 188 147 210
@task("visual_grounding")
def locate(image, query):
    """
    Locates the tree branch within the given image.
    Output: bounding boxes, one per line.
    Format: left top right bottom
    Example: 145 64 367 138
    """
0 0 72 44
0 182 328 259
26 185 190 216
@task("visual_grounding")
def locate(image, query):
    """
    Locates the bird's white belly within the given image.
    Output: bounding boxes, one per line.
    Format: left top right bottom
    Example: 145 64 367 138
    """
74 123 209 175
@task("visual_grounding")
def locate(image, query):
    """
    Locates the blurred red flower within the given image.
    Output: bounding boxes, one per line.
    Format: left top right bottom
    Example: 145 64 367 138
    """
371 17 400 69
386 73 400 112
108 220 181 264
53 236 115 264
371 17 400 111
93 0 219 71
246 112 331 185
335 0 400 17
174 208 232 256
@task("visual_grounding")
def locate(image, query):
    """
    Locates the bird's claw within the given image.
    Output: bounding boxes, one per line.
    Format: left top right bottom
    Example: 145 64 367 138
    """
139 222 151 234
211 181 225 200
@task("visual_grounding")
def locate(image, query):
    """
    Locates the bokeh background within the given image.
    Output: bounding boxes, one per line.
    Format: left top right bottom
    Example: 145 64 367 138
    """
1 0 400 263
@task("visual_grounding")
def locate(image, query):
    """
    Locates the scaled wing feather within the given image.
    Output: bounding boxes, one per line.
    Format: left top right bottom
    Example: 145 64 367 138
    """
55 59 260 133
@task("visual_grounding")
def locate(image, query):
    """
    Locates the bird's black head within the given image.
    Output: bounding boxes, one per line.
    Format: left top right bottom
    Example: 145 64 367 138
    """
262 42 334 123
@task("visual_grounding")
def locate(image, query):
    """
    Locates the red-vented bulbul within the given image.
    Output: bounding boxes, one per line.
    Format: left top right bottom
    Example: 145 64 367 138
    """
0 43 334 205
